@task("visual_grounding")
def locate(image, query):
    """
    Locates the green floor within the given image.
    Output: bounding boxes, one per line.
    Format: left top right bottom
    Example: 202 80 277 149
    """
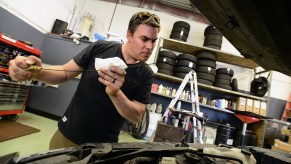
0 111 146 157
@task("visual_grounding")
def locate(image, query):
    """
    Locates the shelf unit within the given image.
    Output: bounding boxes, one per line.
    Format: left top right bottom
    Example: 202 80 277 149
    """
152 91 234 114
154 72 266 101
152 37 267 147
157 38 259 69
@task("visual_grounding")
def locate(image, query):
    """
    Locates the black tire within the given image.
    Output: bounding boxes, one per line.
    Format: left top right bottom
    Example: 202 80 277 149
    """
216 74 232 81
177 54 197 63
214 83 233 90
204 25 222 36
204 38 222 47
157 57 176 66
130 107 149 139
158 51 177 60
170 32 188 42
174 21 190 30
216 68 234 77
196 66 216 76
215 79 231 86
157 68 173 76
176 60 197 69
171 26 190 36
232 78 238 91
204 44 221 50
173 66 194 73
197 59 217 69
174 73 187 79
170 37 187 42
204 34 223 41
197 73 215 82
156 63 174 71
197 79 214 86
195 51 217 61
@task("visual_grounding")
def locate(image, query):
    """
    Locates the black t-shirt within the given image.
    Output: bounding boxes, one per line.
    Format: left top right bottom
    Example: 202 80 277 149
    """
58 40 154 144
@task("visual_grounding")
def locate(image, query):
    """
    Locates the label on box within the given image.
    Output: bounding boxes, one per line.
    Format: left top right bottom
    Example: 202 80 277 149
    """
261 102 267 109
254 100 260 108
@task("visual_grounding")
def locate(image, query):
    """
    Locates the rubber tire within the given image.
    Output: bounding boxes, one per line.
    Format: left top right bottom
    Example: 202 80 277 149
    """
196 66 216 76
158 51 177 60
157 68 173 76
204 39 222 47
177 54 197 63
204 34 222 41
204 25 222 36
195 51 217 61
173 21 190 30
197 79 214 86
216 68 234 77
215 79 231 86
197 59 217 69
130 108 149 139
157 57 176 66
216 74 232 81
204 45 221 50
176 60 197 69
156 63 174 71
171 26 190 36
173 66 194 73
174 73 187 79
197 72 215 82
170 32 188 42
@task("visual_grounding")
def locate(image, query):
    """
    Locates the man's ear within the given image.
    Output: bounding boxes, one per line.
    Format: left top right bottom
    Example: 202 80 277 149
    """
126 30 133 42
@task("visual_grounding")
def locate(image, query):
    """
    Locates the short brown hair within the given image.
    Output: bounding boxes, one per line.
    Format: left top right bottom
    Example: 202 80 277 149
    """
128 12 160 33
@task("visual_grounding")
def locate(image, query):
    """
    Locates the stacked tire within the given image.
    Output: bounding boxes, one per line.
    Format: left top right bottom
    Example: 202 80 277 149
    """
195 51 217 86
170 21 190 42
156 50 177 76
204 25 223 50
214 68 238 91
174 54 197 79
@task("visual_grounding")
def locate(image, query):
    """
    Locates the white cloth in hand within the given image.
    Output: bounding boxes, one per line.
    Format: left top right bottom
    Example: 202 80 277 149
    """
95 57 128 71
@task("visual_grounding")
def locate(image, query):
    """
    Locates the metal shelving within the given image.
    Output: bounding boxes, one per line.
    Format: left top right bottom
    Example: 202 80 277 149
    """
151 91 234 114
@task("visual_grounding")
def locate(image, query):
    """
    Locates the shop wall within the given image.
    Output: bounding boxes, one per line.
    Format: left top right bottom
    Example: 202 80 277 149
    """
1 0 290 119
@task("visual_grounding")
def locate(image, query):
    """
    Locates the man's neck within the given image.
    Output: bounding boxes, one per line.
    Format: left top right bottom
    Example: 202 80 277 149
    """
122 43 140 64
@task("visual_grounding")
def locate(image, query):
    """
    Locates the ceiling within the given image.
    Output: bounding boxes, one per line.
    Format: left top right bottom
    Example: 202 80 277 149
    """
98 0 210 24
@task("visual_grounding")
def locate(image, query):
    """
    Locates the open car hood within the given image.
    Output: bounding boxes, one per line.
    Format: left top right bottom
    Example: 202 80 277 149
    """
190 0 291 76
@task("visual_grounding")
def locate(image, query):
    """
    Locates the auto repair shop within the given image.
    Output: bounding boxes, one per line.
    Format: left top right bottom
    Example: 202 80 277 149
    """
0 0 291 163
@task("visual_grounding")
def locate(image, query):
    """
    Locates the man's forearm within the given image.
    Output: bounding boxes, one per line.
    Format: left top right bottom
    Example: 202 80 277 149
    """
109 90 145 124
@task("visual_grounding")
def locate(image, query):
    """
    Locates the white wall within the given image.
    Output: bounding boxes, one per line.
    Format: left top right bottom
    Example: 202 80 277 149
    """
1 0 290 99
270 71 291 100
0 0 78 32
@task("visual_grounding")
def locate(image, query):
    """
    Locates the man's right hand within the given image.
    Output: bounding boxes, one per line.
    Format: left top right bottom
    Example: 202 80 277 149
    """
8 55 42 81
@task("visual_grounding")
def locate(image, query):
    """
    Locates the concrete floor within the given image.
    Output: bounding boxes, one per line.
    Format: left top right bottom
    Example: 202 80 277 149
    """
0 111 146 157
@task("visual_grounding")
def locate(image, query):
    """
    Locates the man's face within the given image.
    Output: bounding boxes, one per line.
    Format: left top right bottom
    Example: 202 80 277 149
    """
127 24 159 62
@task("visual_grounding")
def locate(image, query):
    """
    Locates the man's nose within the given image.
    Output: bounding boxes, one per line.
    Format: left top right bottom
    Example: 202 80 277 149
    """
146 41 153 50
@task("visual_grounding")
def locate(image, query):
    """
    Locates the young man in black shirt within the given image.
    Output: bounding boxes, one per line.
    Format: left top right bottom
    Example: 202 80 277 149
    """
8 11 161 149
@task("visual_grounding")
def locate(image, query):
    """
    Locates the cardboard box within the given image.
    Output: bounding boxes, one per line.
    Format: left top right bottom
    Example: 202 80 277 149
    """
236 97 246 111
246 99 253 112
260 101 267 116
252 100 261 114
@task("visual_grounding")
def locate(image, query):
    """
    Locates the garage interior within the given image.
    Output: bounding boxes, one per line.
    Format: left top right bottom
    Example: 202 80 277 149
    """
0 0 291 163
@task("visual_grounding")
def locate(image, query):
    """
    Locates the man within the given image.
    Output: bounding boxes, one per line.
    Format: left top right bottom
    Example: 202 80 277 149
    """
8 11 160 149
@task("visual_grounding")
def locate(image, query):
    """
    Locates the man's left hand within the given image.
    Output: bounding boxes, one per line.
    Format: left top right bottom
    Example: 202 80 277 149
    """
98 66 126 96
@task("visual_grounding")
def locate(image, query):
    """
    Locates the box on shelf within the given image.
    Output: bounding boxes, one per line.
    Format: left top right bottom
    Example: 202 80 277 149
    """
246 98 253 112
252 100 261 114
260 101 267 116
236 97 246 111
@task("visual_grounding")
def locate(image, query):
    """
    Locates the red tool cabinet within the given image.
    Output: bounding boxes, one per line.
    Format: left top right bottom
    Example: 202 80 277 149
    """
0 33 42 120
